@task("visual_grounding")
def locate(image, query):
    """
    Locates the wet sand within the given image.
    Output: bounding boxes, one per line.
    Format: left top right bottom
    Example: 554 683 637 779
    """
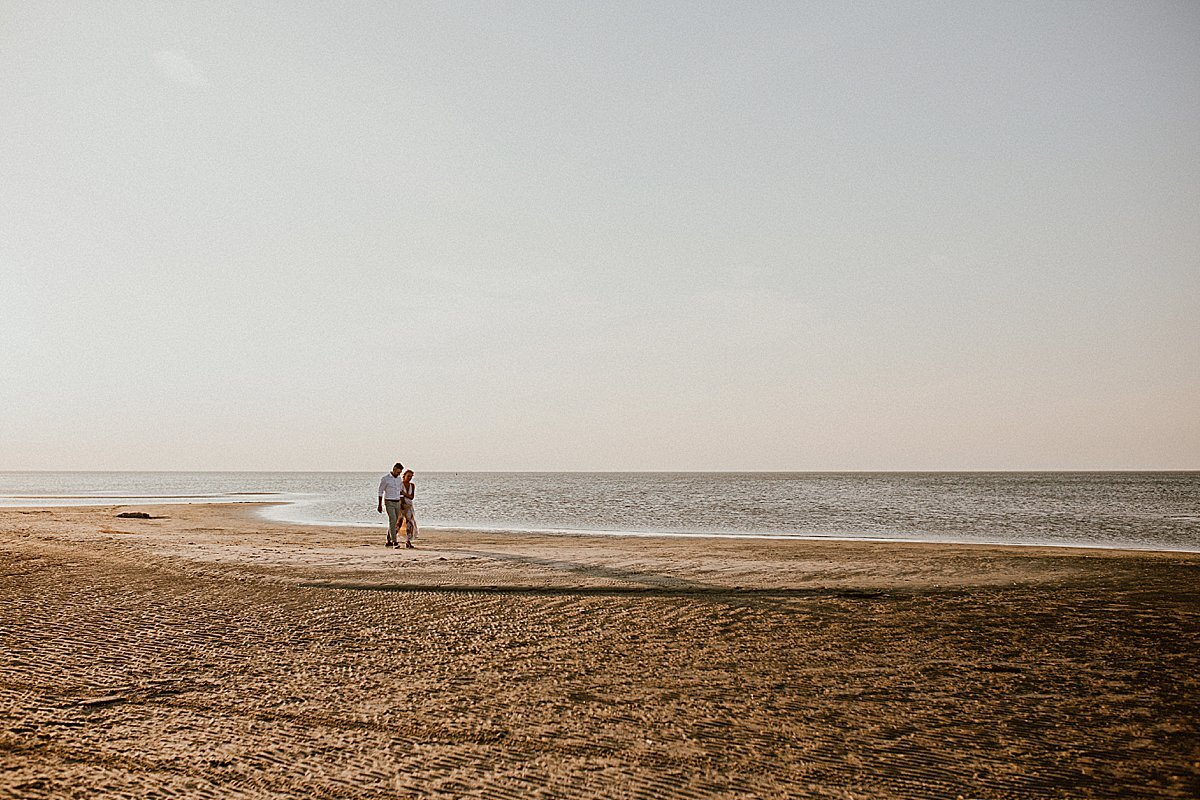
1 503 1197 799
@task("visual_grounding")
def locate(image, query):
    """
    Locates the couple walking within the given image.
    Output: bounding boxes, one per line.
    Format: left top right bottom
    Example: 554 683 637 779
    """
377 463 418 548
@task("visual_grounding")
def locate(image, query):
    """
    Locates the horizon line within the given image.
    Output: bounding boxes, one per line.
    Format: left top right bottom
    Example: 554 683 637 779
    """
2 468 1198 474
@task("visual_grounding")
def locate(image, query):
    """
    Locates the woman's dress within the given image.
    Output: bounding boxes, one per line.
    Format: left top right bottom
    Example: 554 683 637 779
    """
401 482 418 542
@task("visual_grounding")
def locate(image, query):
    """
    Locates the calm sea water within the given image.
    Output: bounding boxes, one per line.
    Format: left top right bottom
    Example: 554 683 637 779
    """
1 472 1197 552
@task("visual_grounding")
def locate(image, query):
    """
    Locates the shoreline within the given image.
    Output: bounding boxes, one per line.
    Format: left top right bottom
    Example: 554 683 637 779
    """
6 494 1197 555
4 469 1197 556
2 503 1198 798
258 511 1200 555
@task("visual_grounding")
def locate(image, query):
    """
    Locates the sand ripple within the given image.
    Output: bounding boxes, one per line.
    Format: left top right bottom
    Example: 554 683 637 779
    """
1 505 1197 798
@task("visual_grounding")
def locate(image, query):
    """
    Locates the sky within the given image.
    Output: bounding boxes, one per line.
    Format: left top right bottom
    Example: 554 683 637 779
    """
2 1 1198 471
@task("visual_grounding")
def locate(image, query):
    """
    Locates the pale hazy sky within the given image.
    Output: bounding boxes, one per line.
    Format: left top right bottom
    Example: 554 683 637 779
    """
2 2 1198 471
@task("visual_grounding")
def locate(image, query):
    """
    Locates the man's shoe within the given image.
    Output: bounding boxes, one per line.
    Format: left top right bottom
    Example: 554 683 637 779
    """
405 542 415 549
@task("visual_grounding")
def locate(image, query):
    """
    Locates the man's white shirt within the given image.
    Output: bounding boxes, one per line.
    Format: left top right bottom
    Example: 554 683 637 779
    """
379 473 405 500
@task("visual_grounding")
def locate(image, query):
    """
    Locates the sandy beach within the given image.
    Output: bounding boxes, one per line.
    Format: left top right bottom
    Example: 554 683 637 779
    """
1 503 1197 799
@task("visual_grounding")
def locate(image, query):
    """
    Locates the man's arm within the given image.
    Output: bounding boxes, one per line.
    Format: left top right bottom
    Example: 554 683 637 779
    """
378 475 386 513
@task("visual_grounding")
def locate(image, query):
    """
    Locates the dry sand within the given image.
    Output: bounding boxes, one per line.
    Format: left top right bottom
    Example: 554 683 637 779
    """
1 503 1197 799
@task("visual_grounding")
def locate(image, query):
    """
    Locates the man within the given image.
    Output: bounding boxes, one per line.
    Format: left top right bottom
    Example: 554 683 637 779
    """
377 462 406 547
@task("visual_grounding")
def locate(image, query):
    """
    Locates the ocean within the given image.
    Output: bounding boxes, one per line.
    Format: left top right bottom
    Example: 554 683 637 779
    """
1 471 1197 553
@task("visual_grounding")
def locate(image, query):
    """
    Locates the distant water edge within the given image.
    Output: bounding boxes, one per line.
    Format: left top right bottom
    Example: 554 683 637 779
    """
1 471 1198 553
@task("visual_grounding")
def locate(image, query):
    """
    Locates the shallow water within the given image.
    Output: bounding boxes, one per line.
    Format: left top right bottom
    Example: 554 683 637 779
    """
2 471 1197 552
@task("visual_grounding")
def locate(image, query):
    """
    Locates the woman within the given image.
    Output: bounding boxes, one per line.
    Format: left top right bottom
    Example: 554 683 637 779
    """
399 469 419 549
